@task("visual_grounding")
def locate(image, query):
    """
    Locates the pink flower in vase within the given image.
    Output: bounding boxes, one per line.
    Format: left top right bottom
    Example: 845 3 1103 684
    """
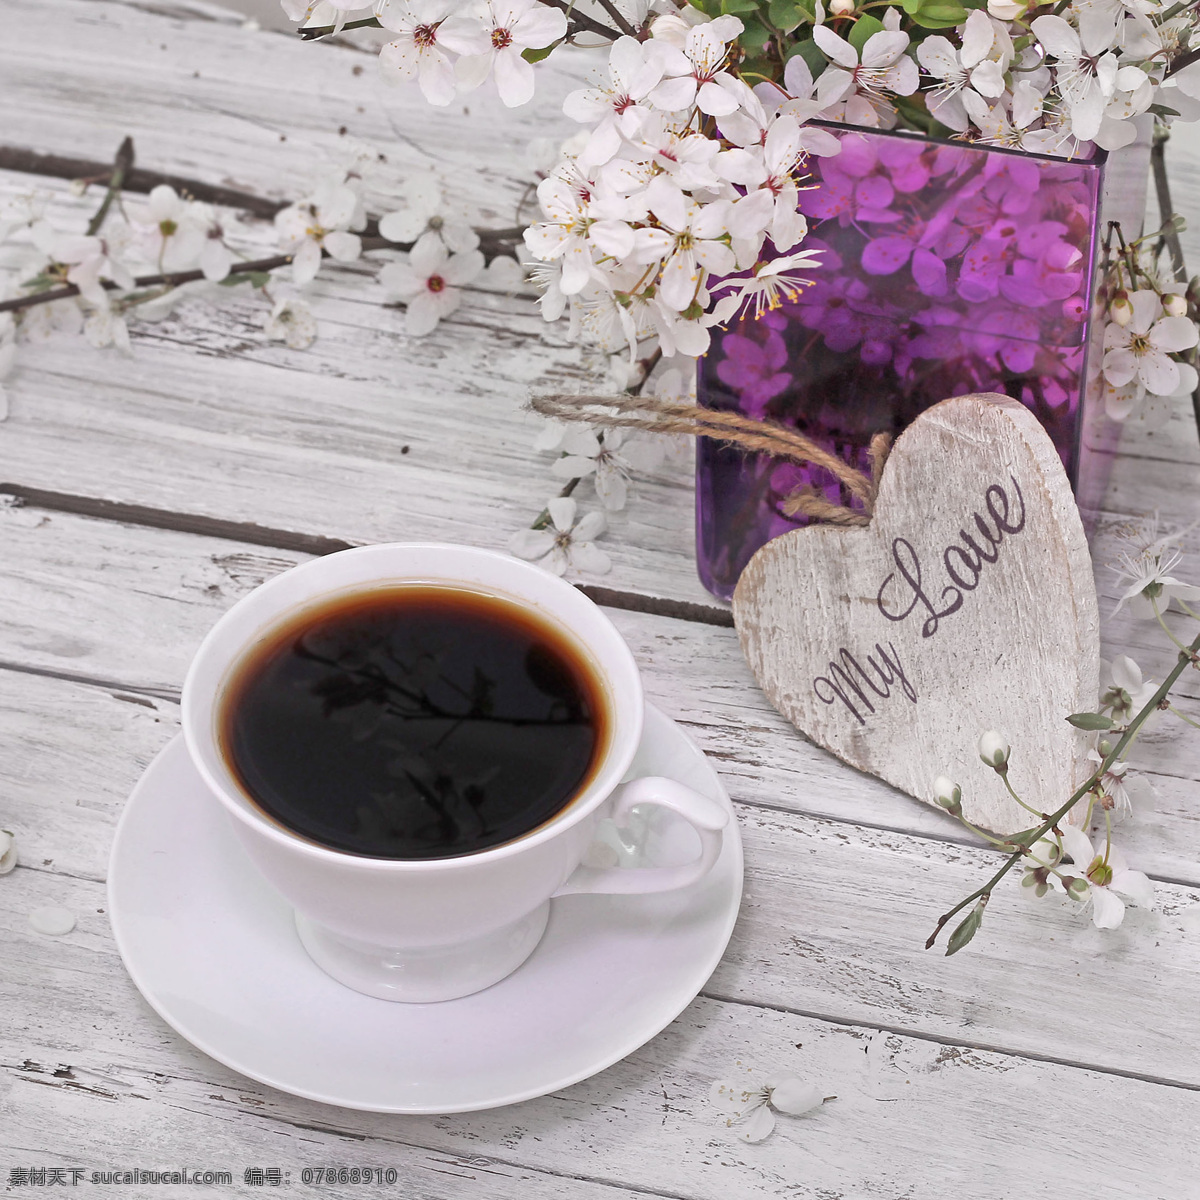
793 275 882 353
715 330 792 417
875 139 931 193
972 305 1044 374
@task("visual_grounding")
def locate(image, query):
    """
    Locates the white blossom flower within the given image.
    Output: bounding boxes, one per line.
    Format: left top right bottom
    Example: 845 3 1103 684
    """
616 115 723 193
452 0 568 108
550 426 665 510
811 14 919 128
1111 518 1200 618
380 231 484 335
647 16 745 116
648 4 709 50
917 10 1009 132
264 296 318 349
709 1069 829 1142
960 81 1065 151
508 496 611 576
710 250 822 324
376 0 468 107
1103 289 1199 397
1059 826 1154 928
378 172 479 253
137 185 207 273
0 829 16 874
1029 11 1124 143
572 271 658 360
1099 655 1158 724
523 175 597 296
713 113 812 253
32 225 134 309
564 36 667 169
633 178 734 311
274 179 364 285
1083 747 1156 819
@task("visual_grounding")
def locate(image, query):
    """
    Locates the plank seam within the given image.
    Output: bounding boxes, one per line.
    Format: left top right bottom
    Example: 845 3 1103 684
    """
700 989 1200 1093
1 1065 701 1200
0 486 735 626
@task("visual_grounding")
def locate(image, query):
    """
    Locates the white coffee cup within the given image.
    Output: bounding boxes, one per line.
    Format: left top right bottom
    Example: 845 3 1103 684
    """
181 543 729 1003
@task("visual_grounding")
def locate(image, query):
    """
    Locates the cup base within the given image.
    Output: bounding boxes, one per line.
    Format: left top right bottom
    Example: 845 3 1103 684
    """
294 903 551 1003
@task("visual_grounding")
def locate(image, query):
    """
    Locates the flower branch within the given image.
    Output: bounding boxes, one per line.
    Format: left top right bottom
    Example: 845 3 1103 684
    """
927 521 1200 956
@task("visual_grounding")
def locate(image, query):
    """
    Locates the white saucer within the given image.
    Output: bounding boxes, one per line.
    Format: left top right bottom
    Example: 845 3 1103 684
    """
108 703 743 1114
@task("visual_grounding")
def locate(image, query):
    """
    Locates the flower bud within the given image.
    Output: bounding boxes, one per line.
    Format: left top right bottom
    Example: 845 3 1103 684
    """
0 829 14 875
933 775 962 816
1109 291 1133 326
1023 835 1062 867
1164 293 1188 318
829 0 855 13
1066 876 1090 901
978 730 1010 770
1062 295 1087 322
988 0 1026 18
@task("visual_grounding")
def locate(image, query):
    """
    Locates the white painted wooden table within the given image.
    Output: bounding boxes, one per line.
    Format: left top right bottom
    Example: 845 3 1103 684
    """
4 2 1200 1195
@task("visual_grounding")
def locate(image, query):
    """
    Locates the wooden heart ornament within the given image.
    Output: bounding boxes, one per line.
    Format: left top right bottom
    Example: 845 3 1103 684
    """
732 394 1100 836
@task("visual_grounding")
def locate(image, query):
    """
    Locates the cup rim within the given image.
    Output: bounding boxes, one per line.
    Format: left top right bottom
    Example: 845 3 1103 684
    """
181 543 644 872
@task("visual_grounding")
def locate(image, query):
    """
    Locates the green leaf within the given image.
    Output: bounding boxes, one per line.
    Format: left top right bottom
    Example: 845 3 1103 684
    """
848 13 883 51
768 0 805 31
910 2 969 26
740 15 773 47
1066 712 1114 730
687 0 722 14
787 35 828 77
900 0 922 13
945 899 986 956
740 52 777 78
245 271 272 288
720 0 760 13
522 41 559 63
20 272 56 292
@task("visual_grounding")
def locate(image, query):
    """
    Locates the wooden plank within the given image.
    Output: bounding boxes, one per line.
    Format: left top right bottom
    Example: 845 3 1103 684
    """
2 0 589 215
0 168 713 607
2 6 1199 613
2 671 1200 1200
4 163 1200 626
3 572 1200 1088
3 498 1199 878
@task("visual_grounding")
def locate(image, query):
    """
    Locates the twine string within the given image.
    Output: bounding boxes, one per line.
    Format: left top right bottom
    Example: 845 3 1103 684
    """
530 393 892 527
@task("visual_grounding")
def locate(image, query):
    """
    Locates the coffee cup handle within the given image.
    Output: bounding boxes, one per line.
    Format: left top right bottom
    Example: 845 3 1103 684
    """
552 776 728 897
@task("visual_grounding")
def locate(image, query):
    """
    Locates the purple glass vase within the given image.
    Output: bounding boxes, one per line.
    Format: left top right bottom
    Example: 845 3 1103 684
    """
696 125 1105 602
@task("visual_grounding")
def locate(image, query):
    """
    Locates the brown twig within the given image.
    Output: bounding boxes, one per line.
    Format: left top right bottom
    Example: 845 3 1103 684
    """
537 0 625 41
587 0 638 38
297 16 384 39
0 145 286 220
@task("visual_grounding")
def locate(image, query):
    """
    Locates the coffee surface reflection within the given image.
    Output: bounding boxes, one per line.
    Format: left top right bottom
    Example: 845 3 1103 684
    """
220 585 606 859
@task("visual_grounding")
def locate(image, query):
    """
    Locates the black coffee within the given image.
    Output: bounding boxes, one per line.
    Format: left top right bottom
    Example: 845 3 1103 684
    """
220 586 607 859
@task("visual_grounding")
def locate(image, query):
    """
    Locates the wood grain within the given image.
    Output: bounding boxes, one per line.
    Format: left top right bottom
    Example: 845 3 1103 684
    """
4 0 1200 1188
2 497 1199 882
733 397 1100 835
3 522 1200 1092
2 671 1200 1198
